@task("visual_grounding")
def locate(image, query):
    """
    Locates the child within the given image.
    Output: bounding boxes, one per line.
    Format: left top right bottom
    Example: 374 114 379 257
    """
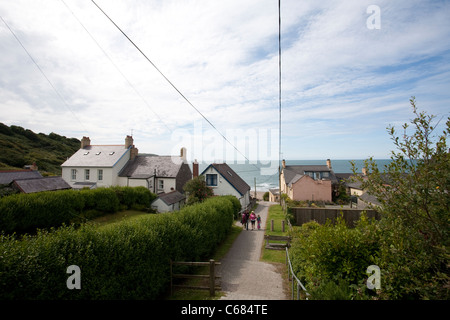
257 214 261 230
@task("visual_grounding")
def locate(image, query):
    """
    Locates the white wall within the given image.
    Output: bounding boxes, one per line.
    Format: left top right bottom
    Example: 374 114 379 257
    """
204 166 250 210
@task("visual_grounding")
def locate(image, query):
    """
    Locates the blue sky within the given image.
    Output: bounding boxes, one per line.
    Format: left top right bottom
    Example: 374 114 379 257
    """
1 0 449 163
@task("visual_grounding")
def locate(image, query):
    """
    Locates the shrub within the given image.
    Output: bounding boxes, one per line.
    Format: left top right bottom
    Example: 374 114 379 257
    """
0 187 156 234
289 213 381 294
0 196 235 299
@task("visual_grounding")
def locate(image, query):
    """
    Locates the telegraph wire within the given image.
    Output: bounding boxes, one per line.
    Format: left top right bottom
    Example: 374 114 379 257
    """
60 0 171 132
0 15 90 136
278 0 282 200
90 0 260 169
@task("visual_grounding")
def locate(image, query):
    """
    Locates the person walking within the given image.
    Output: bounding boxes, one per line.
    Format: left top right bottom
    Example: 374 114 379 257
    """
241 211 247 230
245 211 250 230
250 211 256 230
257 214 261 230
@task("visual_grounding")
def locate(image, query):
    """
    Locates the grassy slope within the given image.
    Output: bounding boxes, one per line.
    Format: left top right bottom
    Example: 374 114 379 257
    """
0 122 80 175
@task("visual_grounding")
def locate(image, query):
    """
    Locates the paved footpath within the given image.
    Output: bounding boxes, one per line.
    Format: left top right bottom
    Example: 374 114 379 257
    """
218 201 288 300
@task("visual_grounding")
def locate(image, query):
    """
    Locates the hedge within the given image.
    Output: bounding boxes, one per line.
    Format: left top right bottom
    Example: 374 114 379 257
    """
0 186 156 234
0 196 236 299
289 213 381 296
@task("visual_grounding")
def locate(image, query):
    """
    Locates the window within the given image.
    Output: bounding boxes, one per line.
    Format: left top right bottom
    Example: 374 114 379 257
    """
98 169 103 181
158 179 164 190
71 169 77 180
85 169 90 181
206 174 218 186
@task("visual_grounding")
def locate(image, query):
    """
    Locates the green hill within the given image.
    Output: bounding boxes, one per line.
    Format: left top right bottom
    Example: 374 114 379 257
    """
0 123 80 176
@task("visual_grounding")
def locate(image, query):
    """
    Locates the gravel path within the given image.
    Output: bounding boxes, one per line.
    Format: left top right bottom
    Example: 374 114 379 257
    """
218 201 288 300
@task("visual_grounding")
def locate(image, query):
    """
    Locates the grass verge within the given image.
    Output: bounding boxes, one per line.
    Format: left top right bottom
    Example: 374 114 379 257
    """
260 204 292 299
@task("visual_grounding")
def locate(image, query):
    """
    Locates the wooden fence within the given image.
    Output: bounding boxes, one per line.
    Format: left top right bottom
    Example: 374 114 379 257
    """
291 207 380 227
170 260 221 297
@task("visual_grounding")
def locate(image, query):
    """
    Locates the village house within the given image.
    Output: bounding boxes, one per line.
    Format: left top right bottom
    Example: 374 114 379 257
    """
61 136 136 189
61 135 192 212
199 162 251 211
0 165 70 195
279 159 338 202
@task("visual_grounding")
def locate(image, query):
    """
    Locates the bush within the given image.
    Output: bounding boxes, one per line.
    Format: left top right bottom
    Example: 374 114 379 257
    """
289 213 381 295
0 187 156 234
0 196 235 299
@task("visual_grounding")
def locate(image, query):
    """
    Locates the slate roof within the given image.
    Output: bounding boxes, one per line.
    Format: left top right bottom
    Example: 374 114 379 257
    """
61 145 130 168
12 176 71 193
283 165 338 185
0 170 43 185
201 163 251 196
119 155 184 178
156 190 185 205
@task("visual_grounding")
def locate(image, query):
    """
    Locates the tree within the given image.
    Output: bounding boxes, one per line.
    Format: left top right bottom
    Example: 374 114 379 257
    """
183 175 214 205
352 97 449 299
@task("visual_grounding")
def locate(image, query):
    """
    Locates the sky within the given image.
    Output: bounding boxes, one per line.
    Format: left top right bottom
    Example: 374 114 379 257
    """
1 0 449 164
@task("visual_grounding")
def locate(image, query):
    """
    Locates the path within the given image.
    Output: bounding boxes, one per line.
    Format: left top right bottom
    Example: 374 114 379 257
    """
218 201 288 300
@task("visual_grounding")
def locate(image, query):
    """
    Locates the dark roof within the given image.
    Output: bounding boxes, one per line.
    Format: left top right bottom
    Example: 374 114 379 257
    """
283 164 337 185
119 155 184 178
156 190 185 205
12 176 71 193
0 170 42 185
201 163 250 196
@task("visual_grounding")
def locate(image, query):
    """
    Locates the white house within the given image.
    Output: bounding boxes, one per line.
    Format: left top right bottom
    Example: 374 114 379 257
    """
61 136 192 212
200 163 251 211
61 136 137 189
61 136 192 194
117 150 191 195
150 190 185 213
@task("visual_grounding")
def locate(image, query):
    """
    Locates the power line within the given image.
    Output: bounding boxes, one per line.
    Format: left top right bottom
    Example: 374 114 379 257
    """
90 0 259 168
0 15 89 135
60 0 171 132
278 0 283 202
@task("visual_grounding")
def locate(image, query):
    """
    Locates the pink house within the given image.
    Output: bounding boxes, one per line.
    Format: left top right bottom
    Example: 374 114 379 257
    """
280 159 337 202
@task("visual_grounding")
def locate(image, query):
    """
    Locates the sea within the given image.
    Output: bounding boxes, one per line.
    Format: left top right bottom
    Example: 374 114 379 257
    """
195 159 392 192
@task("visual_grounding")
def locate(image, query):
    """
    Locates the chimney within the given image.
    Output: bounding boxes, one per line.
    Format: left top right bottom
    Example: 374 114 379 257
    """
193 159 199 178
130 146 139 160
282 159 286 169
125 135 134 149
362 167 368 176
81 136 91 149
326 159 332 170
180 147 187 163
30 162 38 171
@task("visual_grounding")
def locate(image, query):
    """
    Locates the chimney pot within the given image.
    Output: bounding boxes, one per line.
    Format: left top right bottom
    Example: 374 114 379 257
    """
326 159 332 170
193 159 199 178
282 159 286 169
125 135 134 149
362 167 368 176
180 147 187 162
81 136 91 149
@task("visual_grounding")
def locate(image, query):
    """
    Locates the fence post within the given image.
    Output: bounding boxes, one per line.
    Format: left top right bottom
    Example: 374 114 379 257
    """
170 259 173 296
209 259 215 297
271 219 274 231
282 220 285 233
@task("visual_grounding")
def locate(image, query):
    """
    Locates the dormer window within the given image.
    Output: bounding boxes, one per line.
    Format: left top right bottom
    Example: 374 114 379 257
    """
109 152 115 155
95 152 101 155
83 152 89 155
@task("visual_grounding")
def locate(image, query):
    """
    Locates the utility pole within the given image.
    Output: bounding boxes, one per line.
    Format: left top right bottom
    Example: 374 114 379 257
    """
254 177 257 199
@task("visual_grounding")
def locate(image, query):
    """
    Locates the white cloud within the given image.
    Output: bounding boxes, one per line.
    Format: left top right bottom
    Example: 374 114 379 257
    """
0 0 449 160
